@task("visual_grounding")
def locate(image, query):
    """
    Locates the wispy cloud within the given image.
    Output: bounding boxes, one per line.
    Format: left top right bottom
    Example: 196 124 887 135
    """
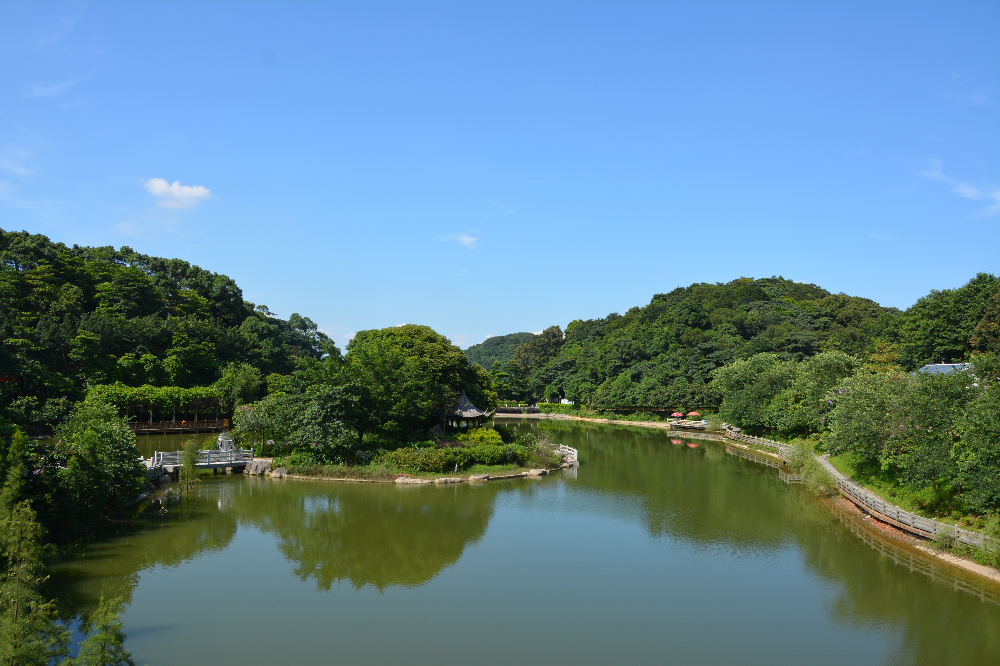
939 68 997 108
33 15 78 47
25 78 83 98
144 178 212 209
921 161 1000 216
0 157 32 176
869 232 895 241
491 201 515 215
443 233 479 249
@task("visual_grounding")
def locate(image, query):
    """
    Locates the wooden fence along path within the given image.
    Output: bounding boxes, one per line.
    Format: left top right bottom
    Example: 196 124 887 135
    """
130 420 229 433
722 425 997 551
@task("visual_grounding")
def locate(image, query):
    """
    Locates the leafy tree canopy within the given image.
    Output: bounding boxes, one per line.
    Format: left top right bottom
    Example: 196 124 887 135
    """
0 229 329 432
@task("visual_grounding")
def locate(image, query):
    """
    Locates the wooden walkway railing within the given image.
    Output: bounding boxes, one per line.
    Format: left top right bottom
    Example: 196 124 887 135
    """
815 457 996 549
130 420 229 432
721 424 997 550
722 426 793 460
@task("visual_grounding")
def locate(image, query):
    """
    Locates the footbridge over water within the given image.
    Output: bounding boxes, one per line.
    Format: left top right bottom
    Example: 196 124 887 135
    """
143 431 254 477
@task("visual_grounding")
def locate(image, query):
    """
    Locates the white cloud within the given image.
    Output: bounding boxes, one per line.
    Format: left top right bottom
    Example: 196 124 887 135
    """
144 178 211 209
483 334 494 340
441 233 479 249
921 163 1000 216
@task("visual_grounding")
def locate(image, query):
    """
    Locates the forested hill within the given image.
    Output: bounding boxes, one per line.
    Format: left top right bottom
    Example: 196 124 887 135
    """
0 229 328 430
485 274 1000 407
464 332 535 367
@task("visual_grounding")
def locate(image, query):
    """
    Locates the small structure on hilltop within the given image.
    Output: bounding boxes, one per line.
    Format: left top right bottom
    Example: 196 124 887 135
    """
915 363 972 375
447 391 494 431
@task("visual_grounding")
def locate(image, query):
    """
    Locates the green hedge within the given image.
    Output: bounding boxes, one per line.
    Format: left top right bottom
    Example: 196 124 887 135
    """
378 443 532 472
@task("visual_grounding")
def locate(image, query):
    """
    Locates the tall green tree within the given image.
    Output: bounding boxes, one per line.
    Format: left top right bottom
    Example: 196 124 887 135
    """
0 459 70 666
70 595 134 666
50 402 146 533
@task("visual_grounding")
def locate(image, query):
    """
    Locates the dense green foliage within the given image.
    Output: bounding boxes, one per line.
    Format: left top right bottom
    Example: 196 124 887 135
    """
486 277 900 405
1 229 328 433
463 332 535 367
485 274 998 409
232 324 496 460
0 425 137 666
0 469 69 665
0 404 147 543
894 273 999 368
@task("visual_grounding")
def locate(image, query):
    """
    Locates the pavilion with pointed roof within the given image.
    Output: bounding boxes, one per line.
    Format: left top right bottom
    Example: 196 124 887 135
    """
446 391 494 430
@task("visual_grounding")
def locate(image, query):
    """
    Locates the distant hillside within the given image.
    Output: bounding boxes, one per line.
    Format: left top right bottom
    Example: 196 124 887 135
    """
487 274 1000 406
0 229 328 431
465 332 536 367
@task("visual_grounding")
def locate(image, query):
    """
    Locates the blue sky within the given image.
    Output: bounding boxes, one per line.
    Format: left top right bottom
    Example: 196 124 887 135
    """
1 1 998 348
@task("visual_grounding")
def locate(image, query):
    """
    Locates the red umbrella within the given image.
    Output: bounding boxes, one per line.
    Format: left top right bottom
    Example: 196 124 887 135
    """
687 442 699 448
671 439 682 445
687 411 701 417
671 412 684 417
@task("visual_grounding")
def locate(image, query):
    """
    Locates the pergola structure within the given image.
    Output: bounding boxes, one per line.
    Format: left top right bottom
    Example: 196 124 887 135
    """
446 391 494 431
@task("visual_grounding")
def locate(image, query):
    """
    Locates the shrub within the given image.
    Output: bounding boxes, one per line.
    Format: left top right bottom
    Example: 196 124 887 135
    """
455 427 503 446
287 449 320 467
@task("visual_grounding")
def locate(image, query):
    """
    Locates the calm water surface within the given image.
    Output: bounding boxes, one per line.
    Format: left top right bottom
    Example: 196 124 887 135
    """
52 422 1000 665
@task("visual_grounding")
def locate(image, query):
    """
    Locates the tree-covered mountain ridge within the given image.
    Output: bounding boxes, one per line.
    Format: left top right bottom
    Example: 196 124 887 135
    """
464 332 536 367
1 229 328 431
485 273 999 407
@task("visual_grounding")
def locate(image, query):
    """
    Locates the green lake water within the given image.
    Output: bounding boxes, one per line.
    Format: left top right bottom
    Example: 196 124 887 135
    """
51 421 1000 665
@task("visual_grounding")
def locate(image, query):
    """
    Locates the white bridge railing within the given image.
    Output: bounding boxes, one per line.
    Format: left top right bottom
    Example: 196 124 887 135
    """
151 448 254 468
557 444 578 465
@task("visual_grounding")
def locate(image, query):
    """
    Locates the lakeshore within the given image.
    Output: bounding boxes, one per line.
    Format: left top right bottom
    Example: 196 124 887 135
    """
494 413 1000 585
57 420 1000 665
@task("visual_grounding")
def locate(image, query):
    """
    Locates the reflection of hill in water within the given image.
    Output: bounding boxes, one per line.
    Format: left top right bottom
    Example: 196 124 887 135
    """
52 476 500 613
50 486 240 617
538 421 808 549
51 422 1000 663
534 420 1000 663
233 477 497 591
